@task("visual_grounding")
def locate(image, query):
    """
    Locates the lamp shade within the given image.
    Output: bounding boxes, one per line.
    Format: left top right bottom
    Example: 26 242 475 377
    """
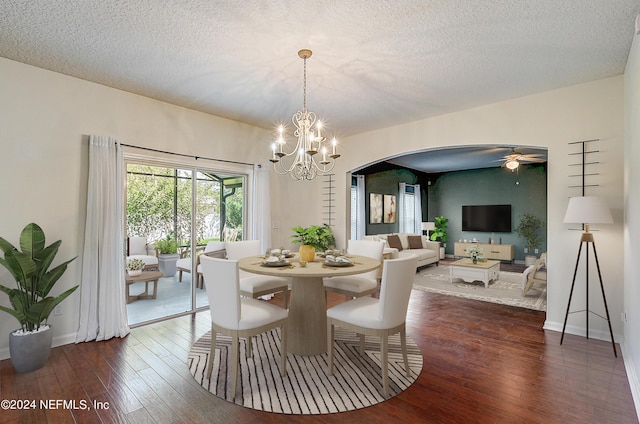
563 196 613 224
422 222 435 231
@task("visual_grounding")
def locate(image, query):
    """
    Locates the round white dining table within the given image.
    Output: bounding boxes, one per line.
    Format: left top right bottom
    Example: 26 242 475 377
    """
238 254 381 356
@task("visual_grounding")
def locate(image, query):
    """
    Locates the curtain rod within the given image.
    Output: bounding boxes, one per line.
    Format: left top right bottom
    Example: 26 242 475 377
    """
119 143 255 167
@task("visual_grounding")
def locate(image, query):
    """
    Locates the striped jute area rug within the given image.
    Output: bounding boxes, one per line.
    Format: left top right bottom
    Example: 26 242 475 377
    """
188 327 423 414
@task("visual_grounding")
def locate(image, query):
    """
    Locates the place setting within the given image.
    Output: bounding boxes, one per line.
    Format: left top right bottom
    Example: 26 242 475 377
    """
258 248 295 268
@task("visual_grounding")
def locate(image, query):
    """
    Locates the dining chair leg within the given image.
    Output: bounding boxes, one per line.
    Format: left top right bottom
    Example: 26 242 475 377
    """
381 335 389 397
231 334 239 398
327 321 335 374
206 328 216 379
280 323 288 376
359 334 365 354
247 336 253 358
400 327 410 378
178 270 183 282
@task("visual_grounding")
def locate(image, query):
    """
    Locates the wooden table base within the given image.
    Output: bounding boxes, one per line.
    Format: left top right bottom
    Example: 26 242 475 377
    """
287 276 327 356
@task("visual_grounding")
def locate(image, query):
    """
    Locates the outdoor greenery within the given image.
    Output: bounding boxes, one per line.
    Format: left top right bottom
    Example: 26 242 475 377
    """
154 234 179 255
126 165 244 246
0 223 78 332
429 216 449 244
291 225 336 252
515 213 544 251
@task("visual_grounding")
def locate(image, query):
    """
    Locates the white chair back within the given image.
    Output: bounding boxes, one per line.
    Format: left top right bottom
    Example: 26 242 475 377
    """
377 254 419 328
225 240 261 279
204 241 226 254
347 239 385 280
200 256 241 330
128 236 148 255
224 240 261 260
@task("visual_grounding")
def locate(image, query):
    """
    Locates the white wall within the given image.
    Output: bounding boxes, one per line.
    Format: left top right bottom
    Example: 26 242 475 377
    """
285 77 625 342
0 57 272 357
624 32 640 410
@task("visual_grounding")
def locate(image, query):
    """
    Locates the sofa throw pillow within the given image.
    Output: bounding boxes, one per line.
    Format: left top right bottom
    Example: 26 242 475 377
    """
407 235 424 249
386 234 403 251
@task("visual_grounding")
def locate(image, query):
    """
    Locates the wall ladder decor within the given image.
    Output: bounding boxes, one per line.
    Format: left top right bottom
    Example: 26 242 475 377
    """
322 174 336 227
567 138 601 196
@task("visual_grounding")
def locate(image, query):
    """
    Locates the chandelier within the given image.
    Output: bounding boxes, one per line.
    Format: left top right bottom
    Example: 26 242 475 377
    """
269 49 340 180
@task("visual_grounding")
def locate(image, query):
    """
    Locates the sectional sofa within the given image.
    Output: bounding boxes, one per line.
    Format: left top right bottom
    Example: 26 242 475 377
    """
364 233 440 268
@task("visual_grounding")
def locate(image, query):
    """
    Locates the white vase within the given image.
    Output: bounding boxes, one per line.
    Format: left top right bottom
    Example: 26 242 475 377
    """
128 269 142 277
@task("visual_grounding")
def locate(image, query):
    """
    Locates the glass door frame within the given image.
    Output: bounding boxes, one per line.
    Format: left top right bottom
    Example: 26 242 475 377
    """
123 151 253 324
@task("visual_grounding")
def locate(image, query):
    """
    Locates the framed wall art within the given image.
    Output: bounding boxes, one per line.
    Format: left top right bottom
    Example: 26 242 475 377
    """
384 194 396 223
370 193 383 224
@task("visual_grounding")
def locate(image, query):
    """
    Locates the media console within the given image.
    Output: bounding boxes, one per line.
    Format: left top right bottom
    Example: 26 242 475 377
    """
454 242 515 263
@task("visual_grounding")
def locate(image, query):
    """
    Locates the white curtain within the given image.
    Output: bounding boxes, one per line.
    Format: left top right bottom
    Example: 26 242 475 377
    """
252 164 271 252
398 182 407 233
356 175 366 239
76 135 130 342
413 183 422 234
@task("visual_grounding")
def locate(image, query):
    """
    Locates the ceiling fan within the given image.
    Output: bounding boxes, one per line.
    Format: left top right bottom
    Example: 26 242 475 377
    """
500 148 546 170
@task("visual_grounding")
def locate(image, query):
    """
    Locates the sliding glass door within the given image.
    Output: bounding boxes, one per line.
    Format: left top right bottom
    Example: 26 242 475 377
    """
125 160 246 325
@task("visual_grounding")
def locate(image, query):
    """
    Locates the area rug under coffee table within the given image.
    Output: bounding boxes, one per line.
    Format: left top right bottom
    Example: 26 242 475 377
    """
188 327 423 414
414 264 546 311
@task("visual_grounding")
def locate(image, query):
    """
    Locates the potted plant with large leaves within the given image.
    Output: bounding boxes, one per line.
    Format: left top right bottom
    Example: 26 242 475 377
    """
291 224 336 262
0 223 78 373
429 216 449 259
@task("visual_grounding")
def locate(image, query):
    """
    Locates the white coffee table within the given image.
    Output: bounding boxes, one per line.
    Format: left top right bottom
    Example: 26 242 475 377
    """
450 258 500 288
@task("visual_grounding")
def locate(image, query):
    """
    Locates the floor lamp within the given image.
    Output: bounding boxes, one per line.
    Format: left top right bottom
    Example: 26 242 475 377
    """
561 196 617 357
422 222 435 239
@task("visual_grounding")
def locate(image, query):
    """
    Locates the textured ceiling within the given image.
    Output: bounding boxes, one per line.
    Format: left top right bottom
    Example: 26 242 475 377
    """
1 0 638 142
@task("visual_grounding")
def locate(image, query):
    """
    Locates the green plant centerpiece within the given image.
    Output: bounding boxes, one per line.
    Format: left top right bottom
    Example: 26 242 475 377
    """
515 213 543 256
0 223 78 372
291 224 336 262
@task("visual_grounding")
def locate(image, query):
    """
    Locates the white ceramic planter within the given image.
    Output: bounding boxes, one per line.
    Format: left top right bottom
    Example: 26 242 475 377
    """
158 253 180 277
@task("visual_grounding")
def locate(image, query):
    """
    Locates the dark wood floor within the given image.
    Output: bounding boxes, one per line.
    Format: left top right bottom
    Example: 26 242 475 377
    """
1 289 637 423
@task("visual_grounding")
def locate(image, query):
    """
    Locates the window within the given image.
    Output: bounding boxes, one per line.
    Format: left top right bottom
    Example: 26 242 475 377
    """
399 183 421 234
350 175 365 240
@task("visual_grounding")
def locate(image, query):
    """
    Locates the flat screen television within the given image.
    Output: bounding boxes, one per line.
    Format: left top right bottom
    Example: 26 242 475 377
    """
462 204 512 233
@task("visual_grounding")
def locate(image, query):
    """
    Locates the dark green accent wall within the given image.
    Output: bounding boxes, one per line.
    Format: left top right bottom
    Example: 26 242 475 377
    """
365 168 428 235
365 164 547 261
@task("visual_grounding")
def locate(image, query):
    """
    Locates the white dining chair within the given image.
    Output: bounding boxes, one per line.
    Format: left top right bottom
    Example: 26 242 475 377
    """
224 240 290 309
326 254 419 397
200 255 288 397
176 241 226 288
323 239 385 299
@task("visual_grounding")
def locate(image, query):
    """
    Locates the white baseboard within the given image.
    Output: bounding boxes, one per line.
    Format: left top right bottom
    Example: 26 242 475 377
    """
620 341 640 421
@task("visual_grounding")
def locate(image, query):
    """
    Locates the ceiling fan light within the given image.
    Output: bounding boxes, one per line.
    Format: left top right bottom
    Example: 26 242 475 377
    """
505 159 519 170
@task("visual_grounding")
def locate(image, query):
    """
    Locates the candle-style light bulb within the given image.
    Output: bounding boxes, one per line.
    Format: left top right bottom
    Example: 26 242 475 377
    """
330 137 340 159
